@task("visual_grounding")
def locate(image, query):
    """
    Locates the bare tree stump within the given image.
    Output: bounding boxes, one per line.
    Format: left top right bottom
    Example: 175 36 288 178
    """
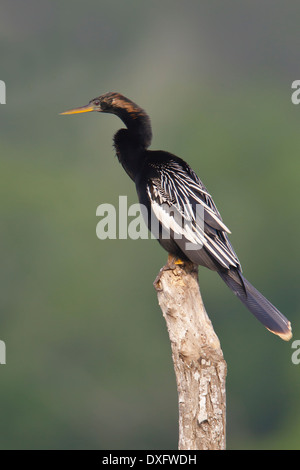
154 255 227 450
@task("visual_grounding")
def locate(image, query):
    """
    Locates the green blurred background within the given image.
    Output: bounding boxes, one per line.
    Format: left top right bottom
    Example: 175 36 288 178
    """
1 0 300 450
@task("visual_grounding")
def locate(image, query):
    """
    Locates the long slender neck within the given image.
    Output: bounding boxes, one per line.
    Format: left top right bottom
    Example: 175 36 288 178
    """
111 96 152 181
110 96 152 149
113 128 147 182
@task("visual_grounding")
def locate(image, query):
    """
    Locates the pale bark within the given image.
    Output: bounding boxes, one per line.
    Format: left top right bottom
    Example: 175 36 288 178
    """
154 256 227 450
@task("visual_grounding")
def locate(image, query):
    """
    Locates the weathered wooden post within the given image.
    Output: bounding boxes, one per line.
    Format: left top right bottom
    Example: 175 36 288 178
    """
154 256 227 450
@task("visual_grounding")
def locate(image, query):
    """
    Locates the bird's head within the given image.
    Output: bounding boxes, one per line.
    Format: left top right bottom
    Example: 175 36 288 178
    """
60 92 139 116
60 92 152 148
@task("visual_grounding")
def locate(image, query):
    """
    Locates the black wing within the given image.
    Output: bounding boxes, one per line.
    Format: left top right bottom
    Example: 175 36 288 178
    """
146 159 240 270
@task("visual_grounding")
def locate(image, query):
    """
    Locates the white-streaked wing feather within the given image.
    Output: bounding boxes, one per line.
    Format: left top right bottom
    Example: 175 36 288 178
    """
147 162 239 269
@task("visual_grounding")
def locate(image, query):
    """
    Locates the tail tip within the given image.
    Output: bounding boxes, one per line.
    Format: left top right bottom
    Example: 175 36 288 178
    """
268 321 293 342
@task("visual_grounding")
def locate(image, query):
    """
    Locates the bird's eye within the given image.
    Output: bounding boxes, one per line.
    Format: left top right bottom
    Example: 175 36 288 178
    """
93 100 100 106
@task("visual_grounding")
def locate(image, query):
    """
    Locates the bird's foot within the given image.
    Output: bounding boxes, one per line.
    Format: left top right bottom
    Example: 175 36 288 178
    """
174 258 185 265
154 254 198 290
167 254 185 268
153 255 181 289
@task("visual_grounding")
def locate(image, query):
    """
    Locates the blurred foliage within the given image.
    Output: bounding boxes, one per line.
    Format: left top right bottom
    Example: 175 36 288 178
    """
0 0 300 450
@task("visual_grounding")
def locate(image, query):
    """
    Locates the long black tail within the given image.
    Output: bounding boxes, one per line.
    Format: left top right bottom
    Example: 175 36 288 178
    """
218 268 292 341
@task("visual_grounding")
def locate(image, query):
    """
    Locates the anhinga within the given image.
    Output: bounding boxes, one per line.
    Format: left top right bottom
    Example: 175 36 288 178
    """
61 92 292 341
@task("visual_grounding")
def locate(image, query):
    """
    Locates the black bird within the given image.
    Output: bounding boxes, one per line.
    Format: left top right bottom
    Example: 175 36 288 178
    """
61 92 292 341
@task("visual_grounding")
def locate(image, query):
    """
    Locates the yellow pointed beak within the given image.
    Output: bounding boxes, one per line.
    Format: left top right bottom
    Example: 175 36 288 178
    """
60 104 95 115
